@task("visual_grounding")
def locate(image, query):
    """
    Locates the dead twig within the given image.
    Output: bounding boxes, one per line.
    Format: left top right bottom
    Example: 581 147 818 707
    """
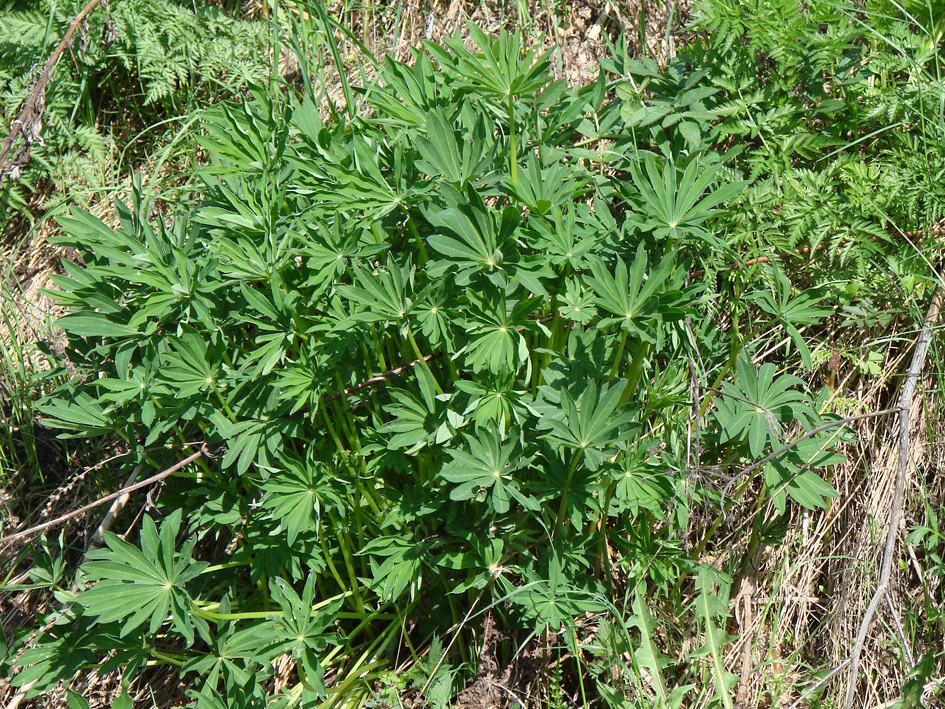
82 462 144 559
0 0 106 181
0 444 207 549
322 353 442 404
844 286 945 709
719 407 903 508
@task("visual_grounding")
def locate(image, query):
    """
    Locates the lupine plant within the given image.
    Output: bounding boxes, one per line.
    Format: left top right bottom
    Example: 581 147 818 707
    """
15 6 935 704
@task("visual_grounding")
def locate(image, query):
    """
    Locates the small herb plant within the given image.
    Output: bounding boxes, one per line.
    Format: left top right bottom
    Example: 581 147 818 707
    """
12 0 945 703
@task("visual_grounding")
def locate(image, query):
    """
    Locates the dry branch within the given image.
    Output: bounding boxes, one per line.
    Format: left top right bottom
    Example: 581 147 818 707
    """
0 0 105 181
843 286 945 709
84 463 143 556
719 407 902 506
322 352 442 404
0 444 207 549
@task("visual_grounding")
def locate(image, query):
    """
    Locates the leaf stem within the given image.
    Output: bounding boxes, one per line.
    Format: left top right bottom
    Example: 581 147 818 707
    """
508 93 518 187
553 450 584 538
609 330 630 378
406 326 443 394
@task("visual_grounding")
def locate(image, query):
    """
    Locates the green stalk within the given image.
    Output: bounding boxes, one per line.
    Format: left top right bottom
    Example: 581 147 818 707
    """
369 327 388 371
508 93 518 187
319 534 367 620
149 650 184 667
210 381 236 423
609 330 630 379
337 607 397 647
553 450 584 538
191 603 275 622
318 621 403 707
406 215 430 267
333 527 369 624
320 408 347 453
535 299 562 392
444 347 461 382
320 660 389 707
330 395 361 453
356 478 382 517
573 626 590 707
406 326 443 393
620 342 650 407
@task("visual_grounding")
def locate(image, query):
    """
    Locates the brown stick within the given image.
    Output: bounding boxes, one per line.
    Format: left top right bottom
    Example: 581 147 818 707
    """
719 407 902 507
843 286 945 709
0 444 206 549
322 353 442 404
0 0 105 181
688 244 829 279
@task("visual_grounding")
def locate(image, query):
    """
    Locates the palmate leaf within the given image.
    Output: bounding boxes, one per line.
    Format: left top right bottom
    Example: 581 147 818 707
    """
182 611 272 696
320 137 429 221
337 257 415 324
276 351 324 415
368 52 445 127
38 390 113 437
360 533 440 602
439 431 536 513
610 444 675 517
511 553 607 630
432 24 552 104
254 577 341 697
239 277 299 376
505 153 587 216
537 379 633 470
412 286 455 348
159 330 221 398
260 452 344 545
454 376 531 436
13 614 99 694
528 206 599 272
623 153 745 248
460 289 540 374
747 265 832 369
557 279 596 324
79 509 208 646
714 354 817 458
298 221 386 296
380 366 458 453
435 537 514 594
764 436 843 513
415 108 492 187
424 184 521 283
585 244 679 342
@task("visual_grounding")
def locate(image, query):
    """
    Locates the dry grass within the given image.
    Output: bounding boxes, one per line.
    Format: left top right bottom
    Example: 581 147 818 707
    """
717 334 945 708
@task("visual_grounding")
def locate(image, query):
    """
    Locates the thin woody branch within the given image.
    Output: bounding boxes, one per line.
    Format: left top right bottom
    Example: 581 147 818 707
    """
0 444 207 549
0 0 105 181
844 286 945 709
